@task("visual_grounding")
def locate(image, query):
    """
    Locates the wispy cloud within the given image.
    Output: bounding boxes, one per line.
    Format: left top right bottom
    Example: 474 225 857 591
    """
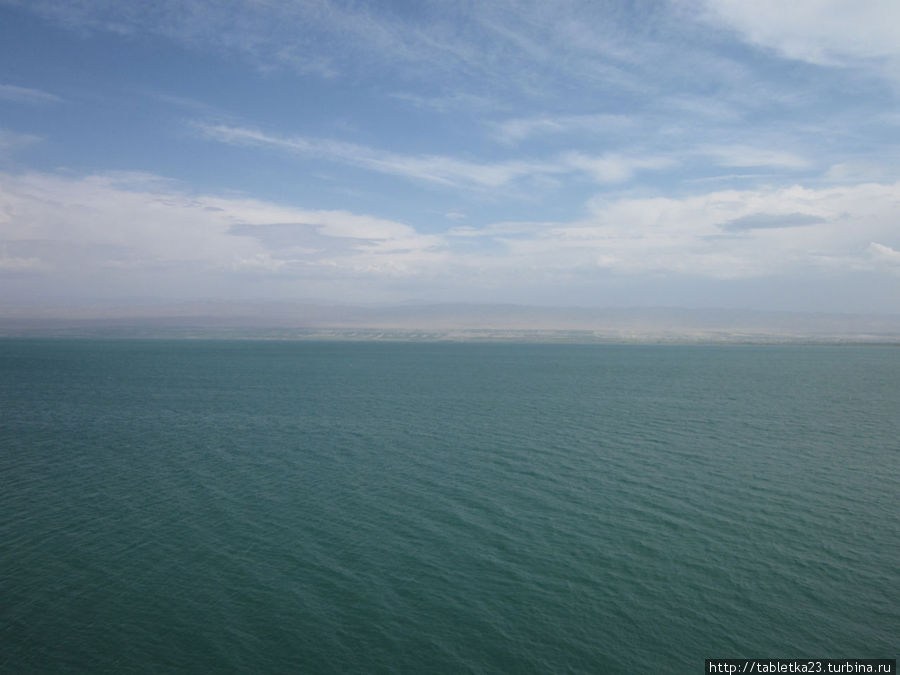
197 122 673 188
700 144 811 169
390 91 503 114
0 129 42 158
824 161 892 183
560 152 674 183
0 253 45 272
196 123 554 188
491 114 633 144
0 84 61 104
5 0 756 103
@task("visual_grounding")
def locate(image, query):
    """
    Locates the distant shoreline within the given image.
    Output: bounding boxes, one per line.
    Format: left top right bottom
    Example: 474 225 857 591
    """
3 304 900 344
2 327 899 345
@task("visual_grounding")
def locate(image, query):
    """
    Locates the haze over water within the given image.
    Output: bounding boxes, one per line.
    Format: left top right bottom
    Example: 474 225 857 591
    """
2 339 897 673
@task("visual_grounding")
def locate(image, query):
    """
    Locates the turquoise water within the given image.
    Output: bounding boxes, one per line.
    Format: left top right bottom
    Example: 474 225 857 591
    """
1 340 898 673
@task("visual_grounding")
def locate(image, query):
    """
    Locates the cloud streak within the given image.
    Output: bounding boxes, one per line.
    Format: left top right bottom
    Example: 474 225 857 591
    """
699 144 811 169
197 123 673 188
3 0 778 102
0 84 61 104
0 129 41 158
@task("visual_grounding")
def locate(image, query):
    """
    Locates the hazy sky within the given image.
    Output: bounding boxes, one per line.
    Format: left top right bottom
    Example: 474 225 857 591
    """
2 0 900 312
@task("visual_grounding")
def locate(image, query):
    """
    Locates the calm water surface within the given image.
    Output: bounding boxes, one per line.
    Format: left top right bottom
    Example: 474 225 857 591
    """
1 340 898 673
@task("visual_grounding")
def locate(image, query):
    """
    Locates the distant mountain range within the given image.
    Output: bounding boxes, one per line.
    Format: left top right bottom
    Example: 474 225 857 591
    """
2 302 900 343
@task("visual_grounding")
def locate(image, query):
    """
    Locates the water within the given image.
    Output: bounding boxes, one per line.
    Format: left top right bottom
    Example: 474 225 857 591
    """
1 340 898 673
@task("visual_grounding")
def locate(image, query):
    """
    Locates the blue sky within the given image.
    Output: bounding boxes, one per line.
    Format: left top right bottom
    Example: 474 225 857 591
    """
2 0 900 312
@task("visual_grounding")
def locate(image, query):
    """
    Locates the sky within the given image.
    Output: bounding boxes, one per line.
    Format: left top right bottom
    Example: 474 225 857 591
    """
1 0 900 314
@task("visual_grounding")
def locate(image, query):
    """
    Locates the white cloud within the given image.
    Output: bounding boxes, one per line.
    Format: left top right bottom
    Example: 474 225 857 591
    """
7 169 898 280
3 169 900 307
561 152 675 184
699 0 900 72
0 170 443 298
477 181 900 281
869 242 900 265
